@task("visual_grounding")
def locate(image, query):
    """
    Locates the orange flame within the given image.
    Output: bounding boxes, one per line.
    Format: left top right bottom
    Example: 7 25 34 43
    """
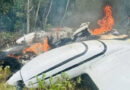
42 37 50 52
23 37 50 55
8 54 21 59
23 43 43 54
90 5 114 35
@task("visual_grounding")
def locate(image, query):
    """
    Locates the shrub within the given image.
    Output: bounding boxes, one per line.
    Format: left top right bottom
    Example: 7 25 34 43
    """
0 66 84 90
29 72 82 90
0 66 16 90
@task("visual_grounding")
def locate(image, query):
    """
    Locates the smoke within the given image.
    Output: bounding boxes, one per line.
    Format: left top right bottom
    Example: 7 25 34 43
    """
48 0 130 34
49 0 104 28
49 0 67 26
111 0 130 33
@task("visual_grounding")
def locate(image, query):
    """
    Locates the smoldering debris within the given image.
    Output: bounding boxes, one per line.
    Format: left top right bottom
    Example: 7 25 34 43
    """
0 22 128 68
16 27 73 45
0 45 26 59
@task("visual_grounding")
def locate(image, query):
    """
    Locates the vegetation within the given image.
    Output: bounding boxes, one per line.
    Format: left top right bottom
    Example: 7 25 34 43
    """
0 0 56 33
30 72 82 90
0 0 103 33
0 66 85 90
0 66 16 90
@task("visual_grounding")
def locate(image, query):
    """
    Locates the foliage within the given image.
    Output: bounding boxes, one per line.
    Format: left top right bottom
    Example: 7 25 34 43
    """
0 0 96 32
0 0 49 32
0 67 83 90
0 66 10 81
0 66 16 90
0 0 15 14
29 72 82 90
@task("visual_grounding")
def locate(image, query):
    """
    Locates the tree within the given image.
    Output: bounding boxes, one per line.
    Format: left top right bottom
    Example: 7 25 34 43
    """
60 0 70 27
34 0 41 29
26 0 33 33
0 0 15 14
44 0 53 30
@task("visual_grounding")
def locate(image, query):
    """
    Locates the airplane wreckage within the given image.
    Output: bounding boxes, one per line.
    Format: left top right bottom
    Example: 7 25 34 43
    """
0 4 128 90
7 39 130 90
0 21 128 90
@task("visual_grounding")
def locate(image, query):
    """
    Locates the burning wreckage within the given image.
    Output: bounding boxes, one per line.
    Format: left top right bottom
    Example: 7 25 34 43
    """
4 25 130 90
0 23 127 71
0 5 130 89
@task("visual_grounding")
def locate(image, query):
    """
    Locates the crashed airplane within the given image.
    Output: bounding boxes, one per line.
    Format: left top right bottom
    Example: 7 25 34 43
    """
7 40 130 90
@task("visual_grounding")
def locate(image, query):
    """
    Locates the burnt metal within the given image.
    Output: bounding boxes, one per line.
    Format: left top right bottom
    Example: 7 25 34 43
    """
0 45 26 60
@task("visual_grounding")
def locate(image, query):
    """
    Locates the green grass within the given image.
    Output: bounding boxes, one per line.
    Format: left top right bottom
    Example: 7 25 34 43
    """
0 66 84 90
0 66 16 90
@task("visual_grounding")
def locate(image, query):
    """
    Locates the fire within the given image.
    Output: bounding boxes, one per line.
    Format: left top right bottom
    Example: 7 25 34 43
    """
42 37 50 52
23 37 50 55
90 5 114 35
8 54 21 59
23 43 43 54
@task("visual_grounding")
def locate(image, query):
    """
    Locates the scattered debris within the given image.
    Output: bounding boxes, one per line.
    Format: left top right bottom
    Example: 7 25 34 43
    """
100 34 128 40
16 32 36 45
0 22 129 71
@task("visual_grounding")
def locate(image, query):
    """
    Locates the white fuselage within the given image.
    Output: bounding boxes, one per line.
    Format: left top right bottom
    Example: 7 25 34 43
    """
7 40 130 90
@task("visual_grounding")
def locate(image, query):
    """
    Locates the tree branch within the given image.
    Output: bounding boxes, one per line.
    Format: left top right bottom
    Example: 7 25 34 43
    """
44 0 53 30
60 0 70 27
